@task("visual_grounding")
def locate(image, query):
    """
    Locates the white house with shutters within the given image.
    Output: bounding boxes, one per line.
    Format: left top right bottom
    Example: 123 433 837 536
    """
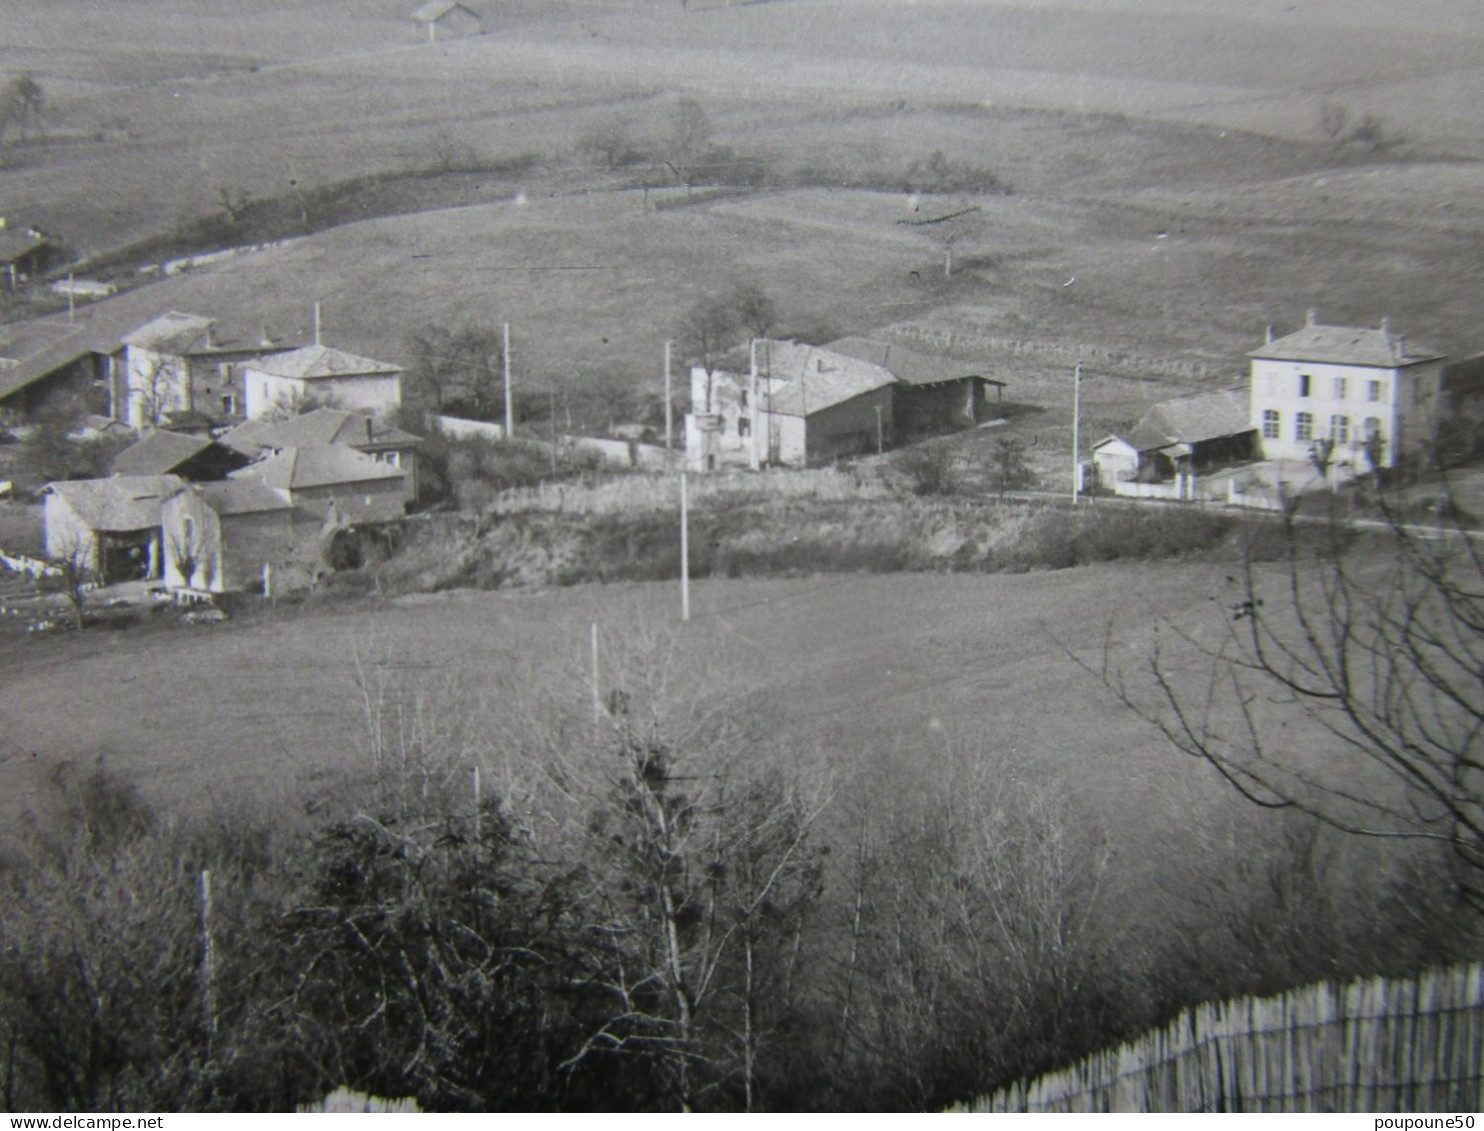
1248 312 1445 471
240 345 403 421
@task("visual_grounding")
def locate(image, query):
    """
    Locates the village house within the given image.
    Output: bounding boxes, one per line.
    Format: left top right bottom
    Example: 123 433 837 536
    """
685 340 898 471
120 311 293 431
240 345 403 421
1248 312 1445 472
160 479 306 594
1091 387 1254 495
41 474 184 582
220 407 423 498
412 1 484 43
110 429 252 481
228 445 411 524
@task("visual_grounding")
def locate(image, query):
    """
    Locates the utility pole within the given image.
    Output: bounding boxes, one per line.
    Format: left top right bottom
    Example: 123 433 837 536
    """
503 322 513 441
313 301 322 347
679 472 690 622
200 869 217 1041
66 274 74 323
550 387 558 474
591 622 602 738
1071 363 1082 504
664 340 673 451
875 403 884 455
749 338 760 471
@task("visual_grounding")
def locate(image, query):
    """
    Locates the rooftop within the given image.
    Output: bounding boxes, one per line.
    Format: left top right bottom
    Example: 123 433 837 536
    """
733 340 898 417
110 431 214 476
222 407 422 455
243 344 402 381
1129 387 1252 452
231 445 407 492
44 475 185 532
122 311 215 354
0 229 48 263
825 337 1006 388
412 1 480 20
1250 314 1443 368
193 479 294 517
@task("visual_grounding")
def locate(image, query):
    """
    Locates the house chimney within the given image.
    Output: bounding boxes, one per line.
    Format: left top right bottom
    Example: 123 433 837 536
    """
1265 325 1274 344
1306 308 1318 327
1396 334 1406 361
259 324 273 347
1380 314 1392 337
313 302 322 347
365 415 374 445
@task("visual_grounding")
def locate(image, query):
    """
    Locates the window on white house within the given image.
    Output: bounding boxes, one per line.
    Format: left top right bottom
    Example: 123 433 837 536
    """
1333 377 1348 400
1262 409 1280 439
738 417 751 437
1298 374 1311 397
221 394 236 415
1330 414 1351 444
1295 412 1313 441
1367 380 1383 402
740 390 749 409
1364 416 1382 440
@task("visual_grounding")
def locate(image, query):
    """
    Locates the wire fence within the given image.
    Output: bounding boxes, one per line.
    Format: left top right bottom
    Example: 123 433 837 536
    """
954 964 1484 1113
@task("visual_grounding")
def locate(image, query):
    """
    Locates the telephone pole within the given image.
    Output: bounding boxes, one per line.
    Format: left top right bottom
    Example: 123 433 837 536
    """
664 340 673 451
503 322 513 441
1071 363 1082 504
679 472 691 622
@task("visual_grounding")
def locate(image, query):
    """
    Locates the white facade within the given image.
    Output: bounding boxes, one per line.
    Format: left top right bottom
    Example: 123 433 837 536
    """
123 344 190 429
243 369 402 420
684 363 792 471
1249 317 1444 471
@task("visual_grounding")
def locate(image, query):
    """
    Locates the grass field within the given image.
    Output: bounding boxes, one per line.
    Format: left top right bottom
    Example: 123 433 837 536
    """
0 560 1414 952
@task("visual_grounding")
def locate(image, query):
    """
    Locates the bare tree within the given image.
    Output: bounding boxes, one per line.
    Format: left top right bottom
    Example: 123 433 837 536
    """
730 280 777 341
36 532 95 630
678 294 737 374
666 98 713 184
1095 493 1484 909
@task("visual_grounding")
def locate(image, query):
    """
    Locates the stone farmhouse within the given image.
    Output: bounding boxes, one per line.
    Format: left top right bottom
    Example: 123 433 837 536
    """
221 407 423 498
240 345 403 421
685 340 900 471
120 311 294 430
1248 312 1444 472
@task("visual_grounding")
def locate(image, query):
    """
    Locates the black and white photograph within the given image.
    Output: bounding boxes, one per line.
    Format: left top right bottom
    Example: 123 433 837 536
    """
0 0 1481 1115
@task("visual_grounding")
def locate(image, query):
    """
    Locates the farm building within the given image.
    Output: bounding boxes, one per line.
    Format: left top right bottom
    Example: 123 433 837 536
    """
159 479 307 594
110 430 251 481
240 346 403 422
412 1 483 43
0 220 60 288
1248 312 1444 471
0 309 135 418
1090 388 1252 493
120 311 294 431
826 337 1006 437
685 340 897 471
41 475 184 582
221 407 423 498
228 445 411 524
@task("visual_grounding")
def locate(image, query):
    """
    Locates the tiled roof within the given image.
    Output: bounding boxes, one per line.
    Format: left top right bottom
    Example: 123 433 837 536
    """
194 479 294 516
44 475 184 532
0 307 141 404
111 430 214 476
122 311 215 354
1250 319 1442 368
231 445 406 492
824 337 1006 388
0 230 47 264
743 340 897 417
225 407 422 453
1129 387 1251 453
243 345 401 381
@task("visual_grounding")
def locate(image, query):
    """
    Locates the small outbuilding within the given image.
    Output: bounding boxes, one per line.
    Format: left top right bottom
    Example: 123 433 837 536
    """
411 1 484 43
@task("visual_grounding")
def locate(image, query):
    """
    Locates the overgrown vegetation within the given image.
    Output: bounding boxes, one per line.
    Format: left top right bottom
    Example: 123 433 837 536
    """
2 628 1468 1112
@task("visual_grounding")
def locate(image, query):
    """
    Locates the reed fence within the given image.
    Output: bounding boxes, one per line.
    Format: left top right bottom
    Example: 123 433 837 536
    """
954 964 1484 1113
